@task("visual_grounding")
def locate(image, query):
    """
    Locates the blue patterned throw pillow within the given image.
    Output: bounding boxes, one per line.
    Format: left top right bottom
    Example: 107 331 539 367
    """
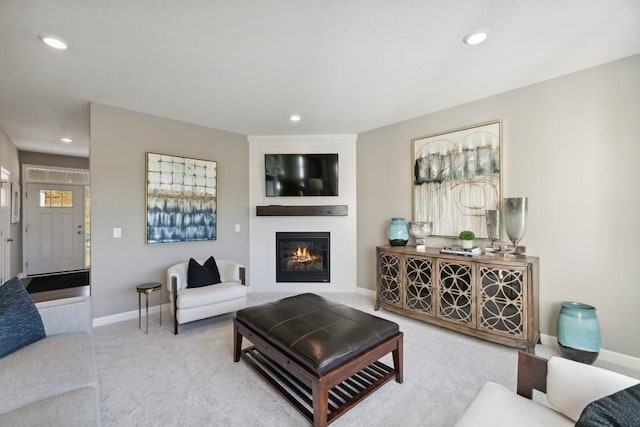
0 276 46 358
576 383 640 426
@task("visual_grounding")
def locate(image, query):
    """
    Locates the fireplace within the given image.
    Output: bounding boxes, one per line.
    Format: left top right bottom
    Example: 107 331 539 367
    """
276 232 330 282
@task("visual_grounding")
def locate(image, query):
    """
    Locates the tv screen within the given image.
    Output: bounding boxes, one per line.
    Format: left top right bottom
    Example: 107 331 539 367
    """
265 153 339 197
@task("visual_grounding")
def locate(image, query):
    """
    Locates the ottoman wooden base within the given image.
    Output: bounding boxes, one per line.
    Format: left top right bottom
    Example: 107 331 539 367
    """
234 319 403 427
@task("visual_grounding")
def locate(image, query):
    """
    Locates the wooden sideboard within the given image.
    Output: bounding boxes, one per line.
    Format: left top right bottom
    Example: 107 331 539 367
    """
376 246 539 351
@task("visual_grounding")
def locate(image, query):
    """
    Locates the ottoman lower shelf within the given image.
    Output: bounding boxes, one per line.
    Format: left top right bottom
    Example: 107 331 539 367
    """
241 346 397 425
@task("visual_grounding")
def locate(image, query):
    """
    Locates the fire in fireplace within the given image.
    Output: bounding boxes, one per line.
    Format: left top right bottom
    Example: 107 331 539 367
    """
276 232 330 282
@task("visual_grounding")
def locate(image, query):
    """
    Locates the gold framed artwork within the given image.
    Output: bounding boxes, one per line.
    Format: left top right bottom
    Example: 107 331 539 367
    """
145 152 217 244
412 121 502 238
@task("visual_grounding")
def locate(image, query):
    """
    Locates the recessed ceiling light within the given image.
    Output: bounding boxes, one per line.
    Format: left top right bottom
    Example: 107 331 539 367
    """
60 137 73 143
290 115 301 122
463 31 488 46
40 34 68 50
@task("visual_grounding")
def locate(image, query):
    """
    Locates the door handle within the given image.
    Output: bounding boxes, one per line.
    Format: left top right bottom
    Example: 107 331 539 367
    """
6 238 13 242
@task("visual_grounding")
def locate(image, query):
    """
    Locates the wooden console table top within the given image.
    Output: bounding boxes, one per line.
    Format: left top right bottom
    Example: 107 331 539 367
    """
379 245 539 265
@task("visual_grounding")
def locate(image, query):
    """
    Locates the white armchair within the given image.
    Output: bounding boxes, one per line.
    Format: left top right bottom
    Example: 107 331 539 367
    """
166 259 247 334
455 352 639 426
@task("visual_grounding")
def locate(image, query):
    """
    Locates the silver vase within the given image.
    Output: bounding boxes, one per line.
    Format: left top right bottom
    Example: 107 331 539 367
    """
504 197 528 254
485 210 501 251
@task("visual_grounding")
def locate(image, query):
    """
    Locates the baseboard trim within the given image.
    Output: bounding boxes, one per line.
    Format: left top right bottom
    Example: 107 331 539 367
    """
355 287 376 297
540 333 640 371
93 304 165 327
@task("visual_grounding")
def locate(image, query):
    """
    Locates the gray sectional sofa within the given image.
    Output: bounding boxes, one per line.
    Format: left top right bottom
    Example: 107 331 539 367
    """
0 296 100 426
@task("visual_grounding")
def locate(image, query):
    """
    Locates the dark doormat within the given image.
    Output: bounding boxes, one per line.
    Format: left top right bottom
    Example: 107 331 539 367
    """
26 271 90 294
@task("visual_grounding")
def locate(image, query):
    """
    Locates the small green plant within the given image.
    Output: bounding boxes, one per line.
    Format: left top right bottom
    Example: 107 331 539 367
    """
459 230 475 241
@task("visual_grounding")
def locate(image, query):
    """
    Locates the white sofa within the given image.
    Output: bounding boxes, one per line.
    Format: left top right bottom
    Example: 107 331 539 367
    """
455 352 639 426
167 259 247 334
0 296 100 426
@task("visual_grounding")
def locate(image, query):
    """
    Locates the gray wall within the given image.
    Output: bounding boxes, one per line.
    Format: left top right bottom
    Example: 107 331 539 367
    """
90 103 249 318
357 55 640 357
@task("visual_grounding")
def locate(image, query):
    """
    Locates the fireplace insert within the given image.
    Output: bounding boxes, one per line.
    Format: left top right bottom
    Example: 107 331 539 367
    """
275 232 330 282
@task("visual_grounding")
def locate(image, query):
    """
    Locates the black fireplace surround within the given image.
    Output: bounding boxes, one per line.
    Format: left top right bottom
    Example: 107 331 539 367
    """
276 232 330 282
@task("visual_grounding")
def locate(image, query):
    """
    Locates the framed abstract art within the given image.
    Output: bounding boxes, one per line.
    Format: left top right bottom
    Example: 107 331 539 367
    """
412 121 502 238
146 152 217 244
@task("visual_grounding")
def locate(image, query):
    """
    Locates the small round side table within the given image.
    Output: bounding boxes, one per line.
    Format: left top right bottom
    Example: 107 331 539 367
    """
136 282 162 334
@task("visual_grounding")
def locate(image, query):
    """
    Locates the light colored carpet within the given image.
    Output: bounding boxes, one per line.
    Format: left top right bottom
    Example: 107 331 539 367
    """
91 292 634 426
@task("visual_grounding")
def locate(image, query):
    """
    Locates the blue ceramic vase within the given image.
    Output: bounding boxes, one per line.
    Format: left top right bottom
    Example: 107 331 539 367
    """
556 301 601 364
387 218 409 246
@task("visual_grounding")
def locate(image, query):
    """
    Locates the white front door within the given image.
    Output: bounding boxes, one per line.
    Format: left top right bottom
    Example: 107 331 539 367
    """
25 183 85 275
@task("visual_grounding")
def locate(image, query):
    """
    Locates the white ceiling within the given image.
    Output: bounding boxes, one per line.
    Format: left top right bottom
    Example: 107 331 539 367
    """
1 1 639 158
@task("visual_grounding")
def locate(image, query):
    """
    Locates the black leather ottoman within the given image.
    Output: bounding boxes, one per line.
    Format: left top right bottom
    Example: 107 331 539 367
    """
234 293 403 427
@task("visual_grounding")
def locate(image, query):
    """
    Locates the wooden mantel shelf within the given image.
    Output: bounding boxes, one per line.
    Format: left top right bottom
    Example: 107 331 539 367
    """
256 205 348 216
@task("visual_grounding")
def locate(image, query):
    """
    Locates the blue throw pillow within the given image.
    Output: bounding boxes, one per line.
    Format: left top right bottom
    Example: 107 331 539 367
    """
187 257 222 288
0 276 46 358
576 382 640 426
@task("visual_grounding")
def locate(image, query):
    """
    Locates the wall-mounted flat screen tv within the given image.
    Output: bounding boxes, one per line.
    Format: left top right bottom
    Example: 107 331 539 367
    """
265 153 339 197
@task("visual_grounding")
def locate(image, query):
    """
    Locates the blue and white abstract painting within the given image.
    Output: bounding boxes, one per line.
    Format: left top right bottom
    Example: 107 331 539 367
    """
146 152 217 244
